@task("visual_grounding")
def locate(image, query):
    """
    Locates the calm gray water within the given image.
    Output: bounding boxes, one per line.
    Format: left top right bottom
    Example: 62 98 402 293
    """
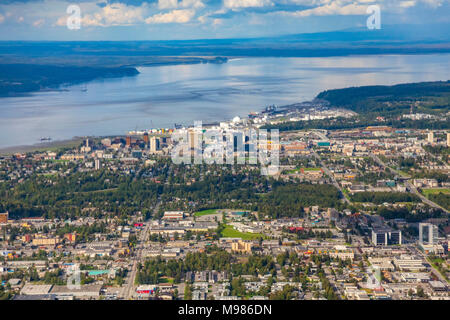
1 54 449 149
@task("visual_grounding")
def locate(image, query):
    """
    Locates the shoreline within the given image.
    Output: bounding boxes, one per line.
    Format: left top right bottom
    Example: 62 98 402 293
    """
0 57 228 98
0 137 85 155
1 78 449 155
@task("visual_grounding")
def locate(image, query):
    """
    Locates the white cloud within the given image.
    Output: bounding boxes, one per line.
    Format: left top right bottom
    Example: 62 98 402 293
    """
398 1 416 8
0 0 445 34
158 0 205 9
420 0 444 8
53 1 203 28
181 0 205 9
33 18 45 28
223 0 273 9
284 1 370 17
278 0 329 5
56 3 149 27
145 9 196 24
158 0 179 10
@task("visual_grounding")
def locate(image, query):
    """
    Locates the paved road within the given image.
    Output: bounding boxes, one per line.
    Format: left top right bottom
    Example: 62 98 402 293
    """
312 150 350 205
410 244 449 284
120 199 161 299
311 130 329 142
369 154 449 214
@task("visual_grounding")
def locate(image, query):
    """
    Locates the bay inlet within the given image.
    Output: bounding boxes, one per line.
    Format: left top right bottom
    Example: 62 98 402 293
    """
0 54 449 149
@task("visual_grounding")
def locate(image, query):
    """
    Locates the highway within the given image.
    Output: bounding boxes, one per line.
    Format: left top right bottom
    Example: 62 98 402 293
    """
369 154 449 214
312 150 351 205
120 199 161 299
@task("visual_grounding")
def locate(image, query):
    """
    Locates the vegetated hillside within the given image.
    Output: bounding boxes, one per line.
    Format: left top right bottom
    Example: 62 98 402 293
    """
0 64 139 96
263 81 450 132
316 81 450 116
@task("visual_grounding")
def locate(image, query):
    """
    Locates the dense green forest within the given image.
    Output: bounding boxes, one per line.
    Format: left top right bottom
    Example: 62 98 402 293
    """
258 184 343 218
375 206 444 222
0 170 160 219
264 116 450 132
426 193 450 211
264 81 450 132
317 81 450 116
0 160 345 220
350 191 421 204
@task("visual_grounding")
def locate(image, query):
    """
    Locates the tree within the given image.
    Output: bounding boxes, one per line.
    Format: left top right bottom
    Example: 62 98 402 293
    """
416 286 427 298
184 282 192 300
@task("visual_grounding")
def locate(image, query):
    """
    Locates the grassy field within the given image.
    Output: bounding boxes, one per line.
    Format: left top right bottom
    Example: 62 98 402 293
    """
422 188 450 196
284 168 300 174
194 209 219 217
284 167 321 174
220 224 263 240
41 173 58 177
158 277 175 284
72 187 118 195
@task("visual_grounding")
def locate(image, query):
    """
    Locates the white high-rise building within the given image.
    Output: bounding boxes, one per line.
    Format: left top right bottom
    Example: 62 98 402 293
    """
81 138 91 153
94 158 101 170
150 136 160 152
419 223 438 245
447 132 450 147
427 131 434 144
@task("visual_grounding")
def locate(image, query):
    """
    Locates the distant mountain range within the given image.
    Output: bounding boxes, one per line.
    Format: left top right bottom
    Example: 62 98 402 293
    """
0 23 449 61
271 24 450 43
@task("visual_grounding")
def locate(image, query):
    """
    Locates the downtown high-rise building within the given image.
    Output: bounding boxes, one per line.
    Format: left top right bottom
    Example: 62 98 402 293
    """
427 131 434 144
419 223 439 245
150 136 160 152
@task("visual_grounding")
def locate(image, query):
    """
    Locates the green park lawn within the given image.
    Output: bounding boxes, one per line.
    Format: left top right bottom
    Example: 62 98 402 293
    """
194 209 219 217
422 188 450 196
220 224 263 240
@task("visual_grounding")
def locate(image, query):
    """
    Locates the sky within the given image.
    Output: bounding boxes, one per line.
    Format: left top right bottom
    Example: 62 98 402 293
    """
0 0 448 40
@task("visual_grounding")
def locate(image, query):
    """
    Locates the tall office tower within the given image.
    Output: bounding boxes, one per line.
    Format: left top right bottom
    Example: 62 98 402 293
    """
188 129 196 150
95 158 101 170
126 136 131 147
419 223 439 245
427 131 434 144
143 132 149 147
232 132 245 152
447 132 450 147
150 136 160 152
371 228 402 246
81 138 91 153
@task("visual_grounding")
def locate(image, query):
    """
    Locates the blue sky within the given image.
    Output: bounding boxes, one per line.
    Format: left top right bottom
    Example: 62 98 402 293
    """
0 0 448 40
